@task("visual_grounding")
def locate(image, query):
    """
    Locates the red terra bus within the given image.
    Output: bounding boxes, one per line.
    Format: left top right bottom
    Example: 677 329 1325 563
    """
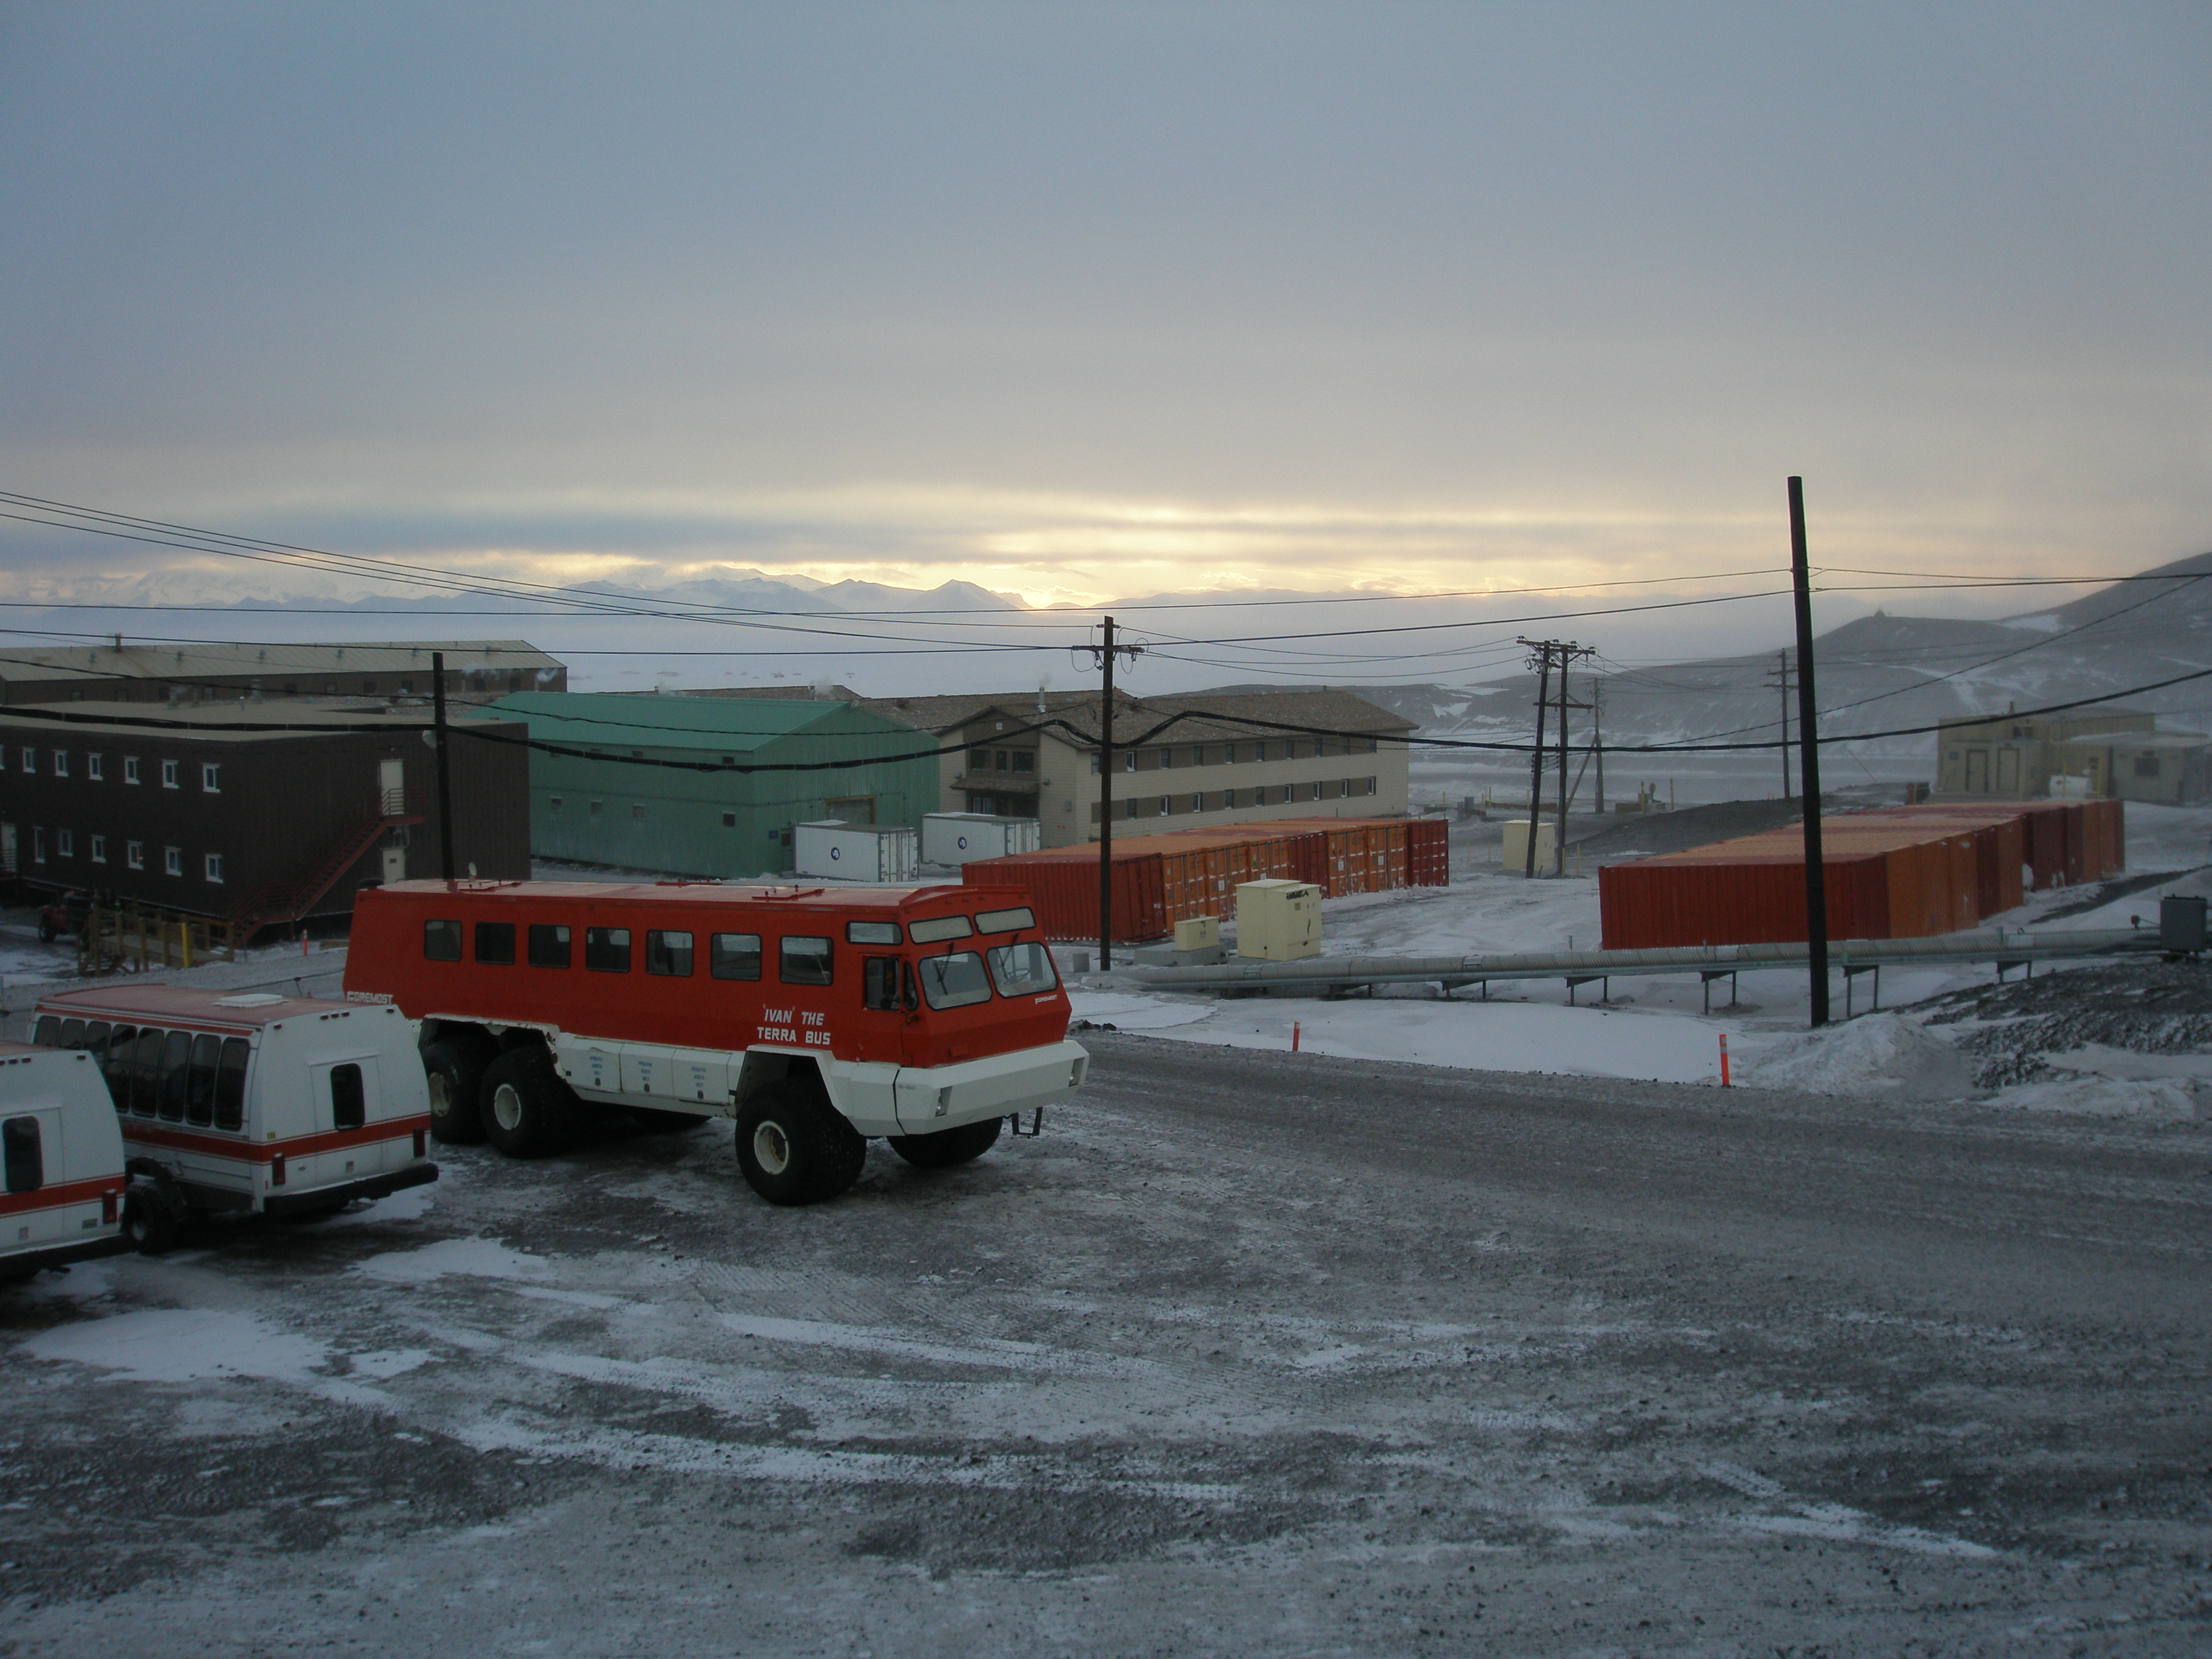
343 879 1090 1205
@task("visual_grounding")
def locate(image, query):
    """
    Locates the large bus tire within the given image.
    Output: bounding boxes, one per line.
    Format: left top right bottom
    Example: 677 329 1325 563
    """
423 1036 494 1145
888 1117 1004 1169
479 1046 580 1159
122 1182 181 1255
736 1083 863 1205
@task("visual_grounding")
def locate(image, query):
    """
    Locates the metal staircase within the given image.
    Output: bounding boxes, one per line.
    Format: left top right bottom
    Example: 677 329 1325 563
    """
230 786 426 946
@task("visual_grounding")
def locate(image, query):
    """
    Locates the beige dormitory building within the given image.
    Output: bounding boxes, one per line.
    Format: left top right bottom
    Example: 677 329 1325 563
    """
673 686 1416 849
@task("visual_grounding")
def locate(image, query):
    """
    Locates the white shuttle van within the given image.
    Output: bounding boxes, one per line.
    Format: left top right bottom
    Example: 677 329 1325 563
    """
32 986 437 1252
0 1041 130 1282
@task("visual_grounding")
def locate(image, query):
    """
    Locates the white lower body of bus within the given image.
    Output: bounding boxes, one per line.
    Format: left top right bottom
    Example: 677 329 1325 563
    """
121 1121 437 1218
1 1185 129 1280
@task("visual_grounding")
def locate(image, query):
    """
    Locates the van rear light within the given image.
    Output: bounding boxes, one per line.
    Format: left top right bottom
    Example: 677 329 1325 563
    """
270 1153 286 1187
412 1128 426 1158
102 1188 118 1224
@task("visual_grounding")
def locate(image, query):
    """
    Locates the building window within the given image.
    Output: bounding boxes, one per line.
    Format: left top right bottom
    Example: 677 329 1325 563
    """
126 840 144 870
1090 752 1101 775
90 834 106 864
548 796 563 813
631 803 646 821
201 763 220 793
52 751 69 778
722 811 737 828
2136 754 2160 778
56 829 73 858
32 827 45 863
1011 750 1034 774
87 753 104 782
204 853 224 883
1124 752 1136 772
18 747 33 774
124 756 141 785
1159 796 1171 815
589 800 602 817
161 759 179 788
163 846 182 876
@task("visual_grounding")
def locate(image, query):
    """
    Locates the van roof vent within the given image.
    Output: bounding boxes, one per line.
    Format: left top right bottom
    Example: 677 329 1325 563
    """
214 993 285 1008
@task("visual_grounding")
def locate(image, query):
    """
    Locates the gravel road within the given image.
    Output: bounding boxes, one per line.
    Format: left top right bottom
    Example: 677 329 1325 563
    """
5 1033 2210 1655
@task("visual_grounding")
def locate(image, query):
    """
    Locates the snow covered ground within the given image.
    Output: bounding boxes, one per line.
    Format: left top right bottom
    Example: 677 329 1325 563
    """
1071 801 2212 1121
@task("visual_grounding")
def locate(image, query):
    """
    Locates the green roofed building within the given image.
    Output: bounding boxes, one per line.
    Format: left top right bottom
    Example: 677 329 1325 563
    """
477 692 939 876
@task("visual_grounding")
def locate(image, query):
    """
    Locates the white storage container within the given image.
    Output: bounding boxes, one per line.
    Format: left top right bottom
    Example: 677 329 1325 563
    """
921 813 1044 865
795 820 922 882
1501 819 1558 871
1233 879 1321 960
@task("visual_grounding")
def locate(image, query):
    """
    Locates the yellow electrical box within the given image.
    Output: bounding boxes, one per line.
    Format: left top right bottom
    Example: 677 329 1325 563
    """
1502 819 1557 871
1234 879 1322 960
1173 915 1220 951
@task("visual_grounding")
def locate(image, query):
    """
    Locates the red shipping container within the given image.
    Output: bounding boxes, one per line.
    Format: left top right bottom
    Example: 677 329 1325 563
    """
962 850 1167 943
1407 817 1451 885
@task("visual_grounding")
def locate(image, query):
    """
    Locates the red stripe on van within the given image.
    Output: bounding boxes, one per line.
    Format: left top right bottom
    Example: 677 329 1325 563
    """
0 1176 125 1218
118 1114 432 1165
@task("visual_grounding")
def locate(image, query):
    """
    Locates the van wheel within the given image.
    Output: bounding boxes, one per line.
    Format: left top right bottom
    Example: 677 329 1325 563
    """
479 1047 579 1159
422 1037 494 1145
122 1182 181 1255
735 1084 863 1205
628 1107 709 1133
888 1117 1004 1168
36 917 56 944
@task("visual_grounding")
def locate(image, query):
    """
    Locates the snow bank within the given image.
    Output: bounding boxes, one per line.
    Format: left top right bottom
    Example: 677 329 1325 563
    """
1742 1013 1974 1100
1987 1075 2200 1121
355 1237 548 1284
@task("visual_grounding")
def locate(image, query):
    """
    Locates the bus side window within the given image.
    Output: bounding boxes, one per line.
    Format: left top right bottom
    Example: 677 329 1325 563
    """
158 1030 192 1123
130 1028 164 1118
214 1039 250 1132
475 921 516 965
186 1034 222 1128
780 935 833 986
59 1018 85 1049
330 1063 366 1131
528 923 572 968
646 930 694 976
585 927 631 972
102 1025 137 1113
862 957 904 1010
2 1116 40 1195
423 919 463 961
32 1016 58 1048
709 933 760 980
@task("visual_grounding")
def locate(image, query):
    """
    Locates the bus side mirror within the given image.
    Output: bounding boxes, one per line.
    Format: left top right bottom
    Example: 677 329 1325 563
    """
902 960 919 1013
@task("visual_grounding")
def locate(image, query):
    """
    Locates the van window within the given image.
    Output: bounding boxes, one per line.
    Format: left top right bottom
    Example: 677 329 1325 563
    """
987 941 1060 996
862 957 917 1011
186 1034 222 1128
474 922 516 965
424 919 463 961
102 1025 136 1111
528 923 571 968
645 930 694 977
130 1029 165 1117
709 933 761 980
215 1038 249 1131
2 1116 40 1194
585 927 631 973
779 936 833 986
158 1030 192 1122
84 1021 110 1054
330 1063 366 1131
917 951 992 1010
59 1018 85 1050
32 1016 58 1047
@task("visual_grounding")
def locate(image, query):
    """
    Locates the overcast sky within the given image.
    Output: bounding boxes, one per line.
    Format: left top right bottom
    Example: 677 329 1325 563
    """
3 2 2207 645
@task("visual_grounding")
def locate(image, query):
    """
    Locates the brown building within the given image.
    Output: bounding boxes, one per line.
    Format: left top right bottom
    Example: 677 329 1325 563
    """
0 703 531 937
1936 706 2212 804
0 639 566 707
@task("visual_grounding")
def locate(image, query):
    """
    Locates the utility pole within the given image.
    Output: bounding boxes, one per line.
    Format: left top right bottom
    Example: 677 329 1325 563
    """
1084 617 1144 968
432 651 455 883
1592 680 1605 816
1517 638 1595 876
1789 479 1829 1027
1520 640 1552 878
1763 649 1794 799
